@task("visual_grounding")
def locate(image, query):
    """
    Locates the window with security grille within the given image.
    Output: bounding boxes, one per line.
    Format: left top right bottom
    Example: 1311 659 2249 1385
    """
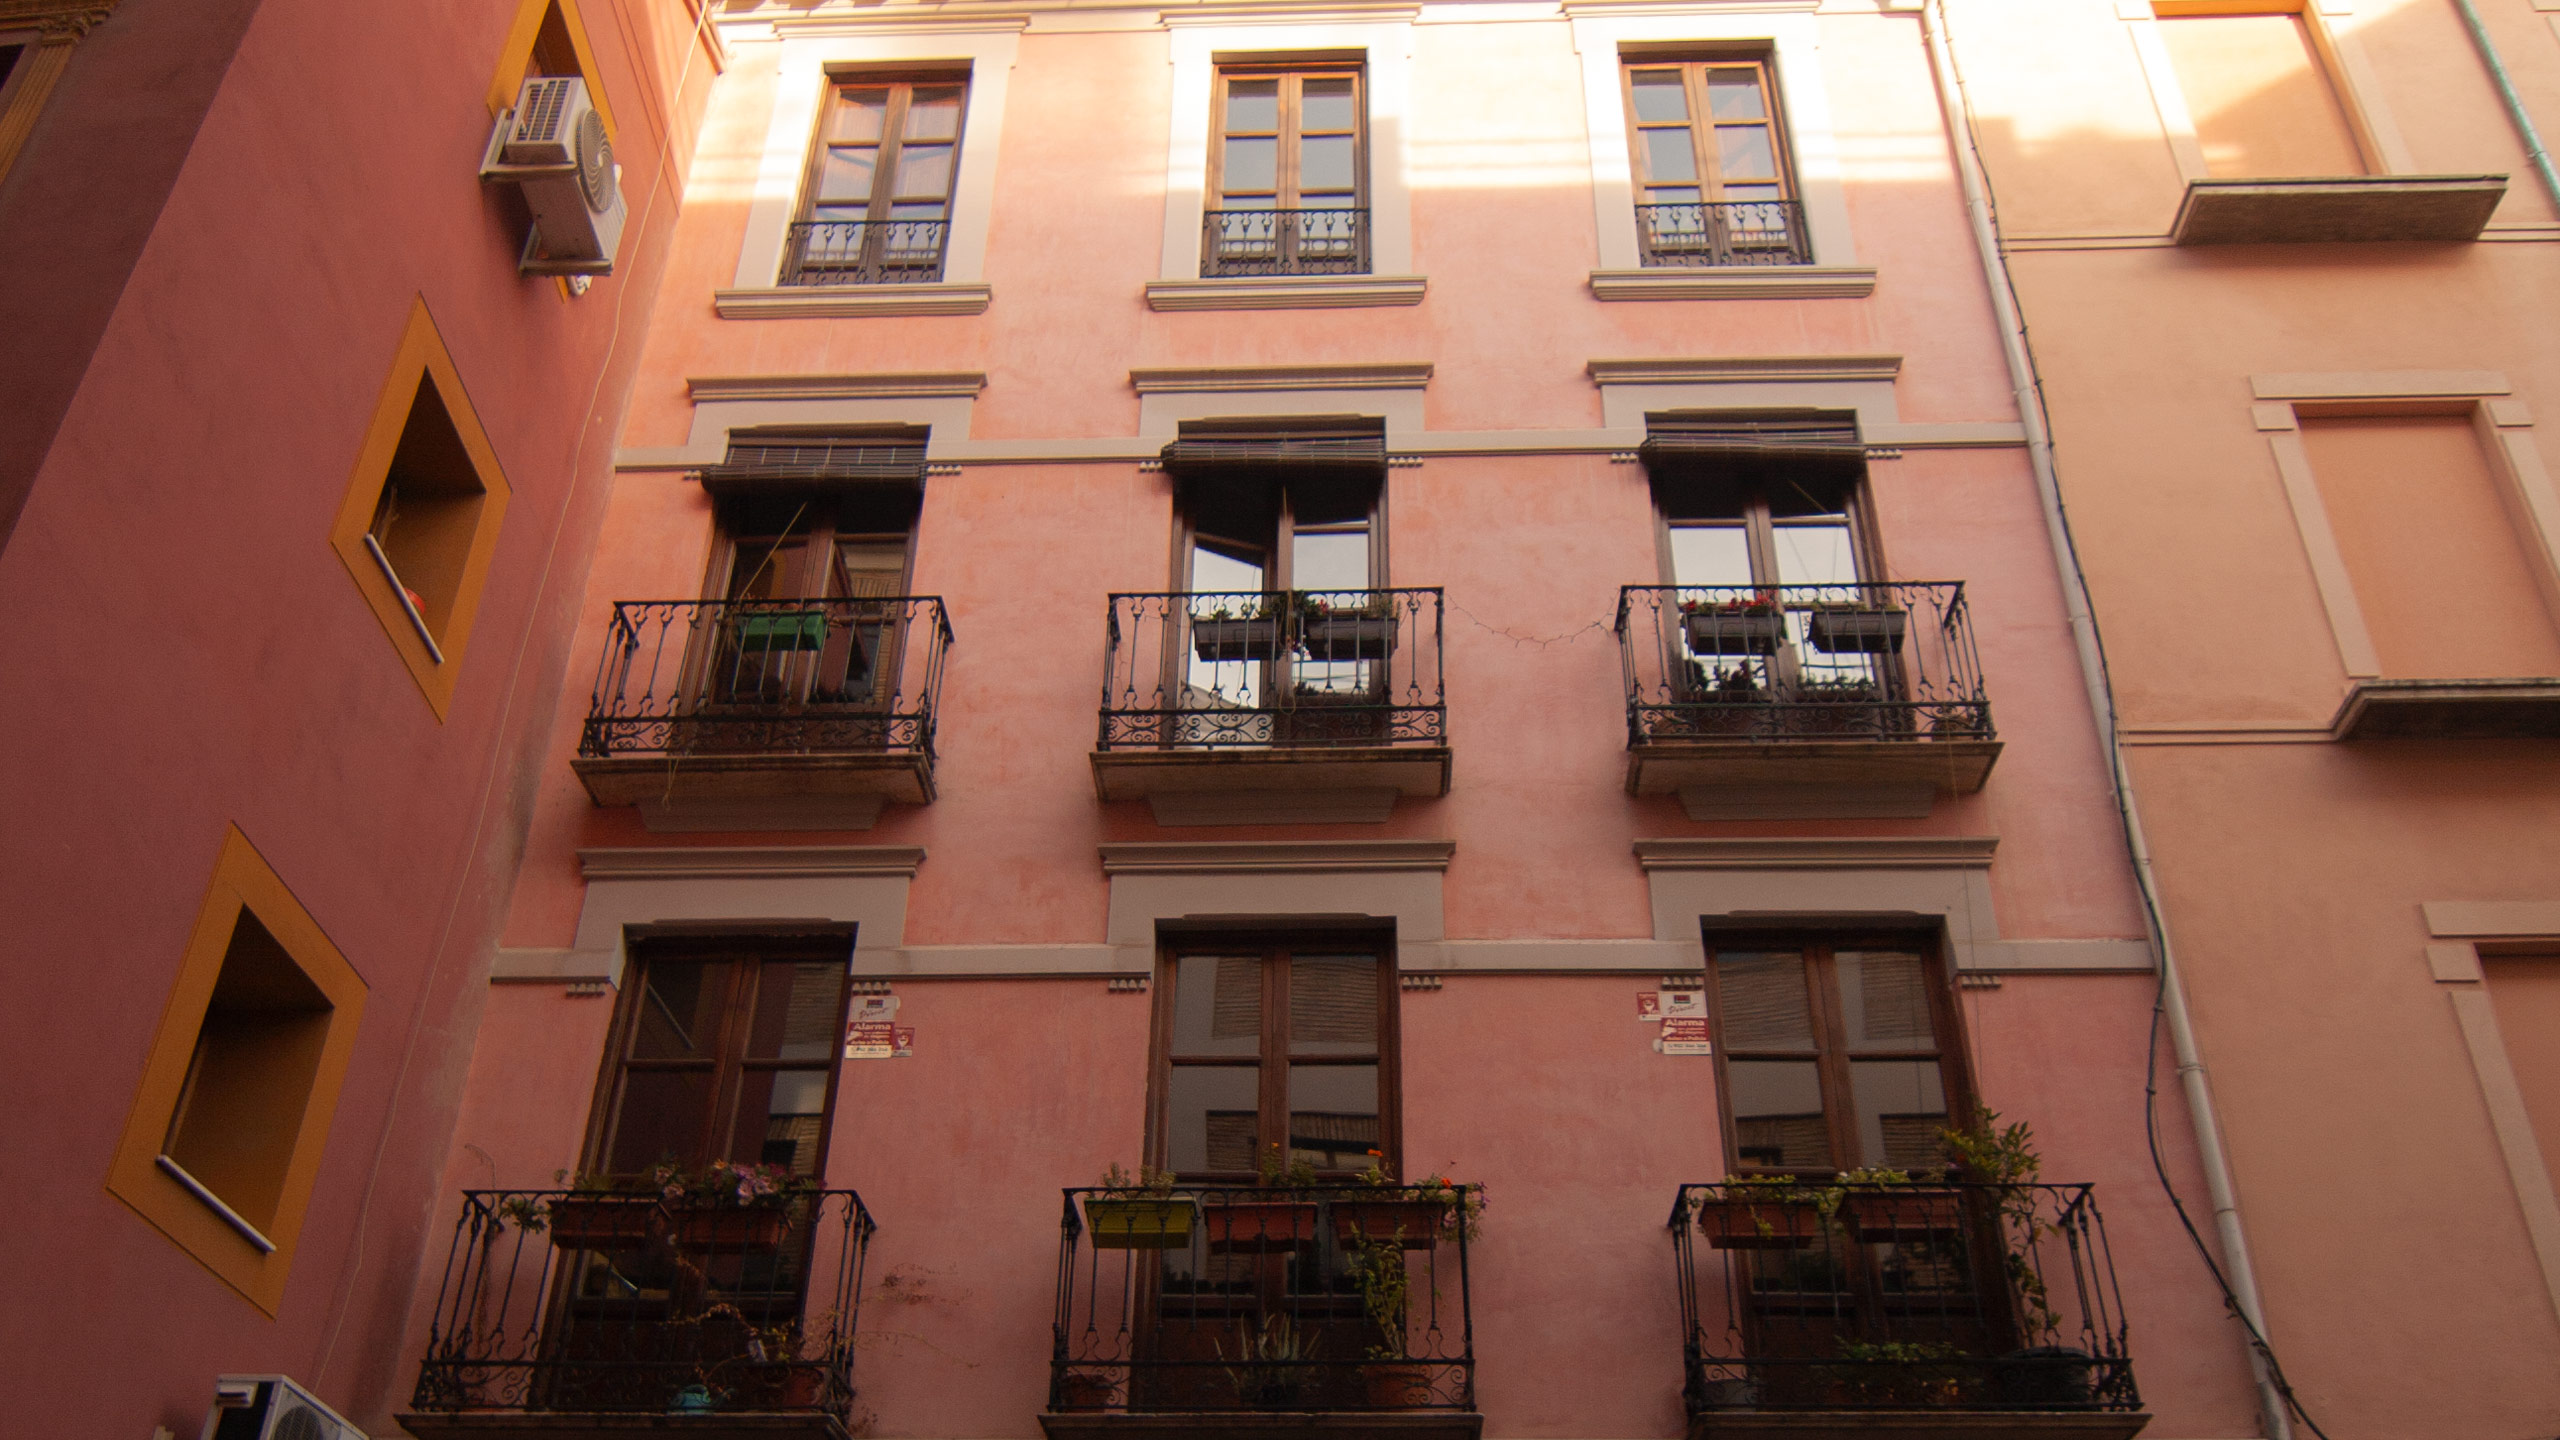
1622 56 1805 266
1203 65 1368 276
786 74 968 284
1156 941 1398 1177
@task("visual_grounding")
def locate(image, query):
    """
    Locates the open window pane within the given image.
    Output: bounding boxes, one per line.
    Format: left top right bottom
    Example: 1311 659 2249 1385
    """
730 1067 830 1174
632 961 731 1060
1772 520 1857 588
607 1069 715 1174
747 961 847 1060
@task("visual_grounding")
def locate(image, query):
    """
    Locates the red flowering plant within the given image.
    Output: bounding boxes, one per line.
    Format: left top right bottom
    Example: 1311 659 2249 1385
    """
1353 1149 1488 1242
651 1158 814 1209
1677 588 1782 617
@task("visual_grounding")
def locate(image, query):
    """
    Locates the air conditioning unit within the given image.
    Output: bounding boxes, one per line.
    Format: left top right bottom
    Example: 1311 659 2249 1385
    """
479 74 625 277
200 1375 367 1440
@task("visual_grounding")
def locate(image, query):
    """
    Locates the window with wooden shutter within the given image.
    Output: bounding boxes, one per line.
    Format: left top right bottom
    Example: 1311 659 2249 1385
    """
1154 940 1399 1178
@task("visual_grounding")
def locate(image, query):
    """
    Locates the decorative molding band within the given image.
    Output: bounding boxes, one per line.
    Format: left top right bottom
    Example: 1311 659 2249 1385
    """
1129 363 1435 394
0 0 114 36
1633 837 1999 871
578 845 927 881
1588 267 1877 301
1587 355 1903 386
1100 840 1456 874
2250 370 2510 401
1858 421 2025 448
686 372 986 402
860 944 1122 978
2425 901 2560 939
489 948 606 984
712 284 992 318
762 15 1032 38
1159 5 1425 27
1144 275 1427 311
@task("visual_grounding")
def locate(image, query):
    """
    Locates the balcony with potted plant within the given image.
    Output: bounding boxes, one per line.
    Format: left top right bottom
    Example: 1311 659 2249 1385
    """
1093 588 1449 814
1042 1154 1481 1440
1616 582 1999 810
569 593 955 831
1669 1122 2146 1440
400 1163 875 1440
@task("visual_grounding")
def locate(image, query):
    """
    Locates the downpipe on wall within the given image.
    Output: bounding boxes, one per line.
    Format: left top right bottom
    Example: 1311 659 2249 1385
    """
1913 2 2294 1436
2450 0 2560 210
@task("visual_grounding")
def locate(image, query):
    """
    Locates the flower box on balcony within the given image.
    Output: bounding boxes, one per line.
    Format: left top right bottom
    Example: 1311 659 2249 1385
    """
1082 1196 1197 1249
1301 614 1394 661
670 1206 790 1253
1991 1346 2098 1407
735 610 831 651
1204 1198 1321 1252
1842 1187 1962 1241
1695 1195 1825 1249
1683 611 1786 656
1806 605 1906 655
1055 1370 1117 1412
1333 1196 1449 1249
1364 1362 1436 1409
546 1195 660 1251
1193 618 1282 661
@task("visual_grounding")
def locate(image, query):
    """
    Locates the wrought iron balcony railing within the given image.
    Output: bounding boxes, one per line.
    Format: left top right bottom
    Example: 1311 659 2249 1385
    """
408 1189 875 1421
1634 201 1812 267
780 219 951 286
1201 208 1371 276
1616 583 1990 745
1052 1185 1475 1414
1672 1181 2139 1415
1099 589 1444 752
578 597 951 763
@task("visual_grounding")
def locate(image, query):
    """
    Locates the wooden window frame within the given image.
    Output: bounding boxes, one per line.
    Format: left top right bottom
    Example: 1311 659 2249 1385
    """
1620 55 1798 206
1702 929 1978 1178
787 70 972 283
1176 471 1389 595
1207 63 1369 215
327 299 512 719
1145 936 1402 1182
1651 477 1881 593
106 826 368 1315
578 933 856 1183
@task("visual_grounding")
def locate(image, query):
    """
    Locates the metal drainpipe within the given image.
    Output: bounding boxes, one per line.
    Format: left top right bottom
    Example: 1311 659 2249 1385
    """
2452 0 2560 209
1912 2 2295 1436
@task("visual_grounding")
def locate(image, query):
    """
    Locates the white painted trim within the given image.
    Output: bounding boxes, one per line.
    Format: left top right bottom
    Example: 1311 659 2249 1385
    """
2447 975 2560 1332
1157 17 1416 280
566 845 922 985
1569 9 1856 270
733 29 1021 290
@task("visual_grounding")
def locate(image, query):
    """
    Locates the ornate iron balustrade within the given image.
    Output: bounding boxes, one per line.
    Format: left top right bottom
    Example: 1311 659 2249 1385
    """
579 597 951 762
409 1189 874 1419
1671 1181 2139 1415
780 219 951 286
1051 1185 1475 1414
1634 201 1812 267
1616 583 1989 745
1099 589 1444 752
1201 208 1371 276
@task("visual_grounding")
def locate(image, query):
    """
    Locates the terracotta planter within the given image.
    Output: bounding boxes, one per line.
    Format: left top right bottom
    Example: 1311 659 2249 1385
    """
1363 1364 1435 1409
671 1206 789 1253
1683 611 1785 656
1055 1370 1117 1412
1332 1197 1448 1249
546 1195 660 1252
1695 1197 1824 1250
1204 1199 1320 1252
1083 1196 1196 1249
1842 1188 1961 1241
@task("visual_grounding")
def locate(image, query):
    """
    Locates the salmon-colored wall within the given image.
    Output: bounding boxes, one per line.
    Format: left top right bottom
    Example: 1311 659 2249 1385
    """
2485 956 2560 1200
1953 0 2560 1432
0 2 714 1436
424 7 2270 1439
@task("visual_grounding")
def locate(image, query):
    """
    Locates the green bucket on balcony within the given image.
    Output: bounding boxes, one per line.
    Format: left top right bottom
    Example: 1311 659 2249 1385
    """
736 611 830 650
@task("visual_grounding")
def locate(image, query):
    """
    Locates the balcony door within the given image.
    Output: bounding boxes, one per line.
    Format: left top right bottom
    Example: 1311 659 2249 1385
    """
703 486 915 717
1177 465 1387 741
1704 935 2013 1391
546 935 855 1410
1657 464 1890 713
791 75 967 284
1140 941 1399 1409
